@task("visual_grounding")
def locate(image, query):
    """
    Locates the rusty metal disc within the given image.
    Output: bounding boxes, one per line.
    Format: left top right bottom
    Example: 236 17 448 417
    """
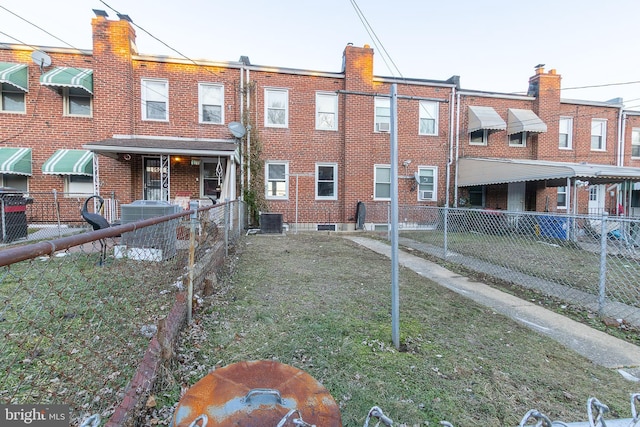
170 360 342 427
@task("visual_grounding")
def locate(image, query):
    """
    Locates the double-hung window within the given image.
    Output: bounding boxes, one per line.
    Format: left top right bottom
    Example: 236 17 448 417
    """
470 129 488 145
316 92 338 130
316 163 337 199
632 128 640 158
141 78 168 121
64 88 92 116
374 97 390 132
374 165 390 199
591 119 606 150
557 186 567 209
1 83 25 113
66 175 93 194
265 161 288 199
265 88 288 127
559 117 572 149
199 83 224 124
509 132 527 147
419 101 438 135
417 167 437 201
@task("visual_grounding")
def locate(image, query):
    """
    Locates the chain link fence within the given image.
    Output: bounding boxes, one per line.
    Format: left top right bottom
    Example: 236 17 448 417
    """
0 200 244 426
351 204 640 327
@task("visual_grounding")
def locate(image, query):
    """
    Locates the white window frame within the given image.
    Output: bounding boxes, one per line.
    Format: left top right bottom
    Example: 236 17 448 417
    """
1 83 26 113
265 88 288 128
265 161 289 199
1 174 28 191
632 128 640 158
315 92 338 131
509 132 527 147
559 117 573 149
65 175 94 195
63 88 92 117
417 166 437 202
469 129 488 146
591 119 607 151
315 163 337 200
141 78 168 121
418 101 438 136
374 164 391 200
557 186 567 210
374 97 390 133
201 158 226 199
198 83 224 124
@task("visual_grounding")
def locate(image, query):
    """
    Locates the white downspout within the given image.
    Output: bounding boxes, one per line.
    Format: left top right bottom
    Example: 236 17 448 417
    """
240 65 245 200
446 87 455 207
453 91 461 206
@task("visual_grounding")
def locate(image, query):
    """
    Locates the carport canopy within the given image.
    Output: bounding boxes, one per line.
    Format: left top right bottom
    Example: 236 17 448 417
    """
458 157 640 187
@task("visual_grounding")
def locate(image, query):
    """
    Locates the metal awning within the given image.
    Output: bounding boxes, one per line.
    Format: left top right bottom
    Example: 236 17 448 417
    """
0 62 28 92
40 67 93 94
42 149 93 176
0 148 32 175
468 106 506 133
83 137 239 161
458 157 640 187
507 109 547 134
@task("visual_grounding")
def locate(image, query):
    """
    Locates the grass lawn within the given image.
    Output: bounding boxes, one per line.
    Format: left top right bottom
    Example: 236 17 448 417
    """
151 233 640 426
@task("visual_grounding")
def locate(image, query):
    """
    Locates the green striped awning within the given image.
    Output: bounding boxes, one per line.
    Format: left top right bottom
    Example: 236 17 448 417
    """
0 148 32 175
40 67 93 94
42 149 93 176
0 62 28 92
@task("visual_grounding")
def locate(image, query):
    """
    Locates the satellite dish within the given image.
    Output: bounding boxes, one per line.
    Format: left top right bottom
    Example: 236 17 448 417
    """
414 172 420 184
31 51 52 70
228 122 246 138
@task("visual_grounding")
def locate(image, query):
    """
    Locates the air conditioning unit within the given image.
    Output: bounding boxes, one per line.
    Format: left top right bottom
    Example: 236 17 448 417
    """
420 190 433 200
376 122 390 132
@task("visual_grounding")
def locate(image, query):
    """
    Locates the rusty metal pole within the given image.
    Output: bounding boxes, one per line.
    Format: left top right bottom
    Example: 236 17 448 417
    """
187 201 198 324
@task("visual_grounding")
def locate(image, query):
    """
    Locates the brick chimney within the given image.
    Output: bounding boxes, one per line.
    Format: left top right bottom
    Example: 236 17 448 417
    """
342 44 374 92
91 13 137 137
528 65 562 160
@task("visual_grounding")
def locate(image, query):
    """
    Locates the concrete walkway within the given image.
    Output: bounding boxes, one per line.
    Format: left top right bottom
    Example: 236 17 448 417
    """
345 236 640 379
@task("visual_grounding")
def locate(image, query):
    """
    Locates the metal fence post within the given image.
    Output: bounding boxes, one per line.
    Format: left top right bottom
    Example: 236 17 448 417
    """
598 212 609 317
443 206 449 258
187 201 198 324
224 201 230 257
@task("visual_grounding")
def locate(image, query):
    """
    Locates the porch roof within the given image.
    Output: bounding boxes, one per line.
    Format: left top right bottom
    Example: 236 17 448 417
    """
83 136 239 159
458 157 640 187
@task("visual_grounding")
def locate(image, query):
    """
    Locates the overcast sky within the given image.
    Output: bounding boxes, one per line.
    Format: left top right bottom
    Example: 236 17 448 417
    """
2 0 640 109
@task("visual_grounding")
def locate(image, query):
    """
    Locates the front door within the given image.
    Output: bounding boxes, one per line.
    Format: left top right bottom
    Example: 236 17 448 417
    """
143 157 162 200
588 185 605 215
507 182 525 212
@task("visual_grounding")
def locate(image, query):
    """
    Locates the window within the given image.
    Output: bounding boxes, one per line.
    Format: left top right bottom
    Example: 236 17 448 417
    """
374 165 390 199
374 97 390 132
467 186 484 207
141 79 168 121
202 159 225 199
63 88 92 116
1 83 25 113
316 163 337 199
419 101 438 135
557 186 567 209
632 128 640 158
316 92 338 130
265 88 288 127
199 83 224 124
509 132 526 147
2 174 27 191
66 175 93 194
417 167 437 201
591 119 606 150
265 161 288 199
470 129 488 145
559 117 573 149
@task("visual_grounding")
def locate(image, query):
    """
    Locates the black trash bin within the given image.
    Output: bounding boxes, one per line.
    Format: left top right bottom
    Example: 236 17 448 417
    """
0 187 32 243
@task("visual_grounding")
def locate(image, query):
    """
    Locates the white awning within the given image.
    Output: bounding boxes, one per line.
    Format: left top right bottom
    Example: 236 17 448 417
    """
458 158 640 187
507 109 547 135
468 106 506 133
